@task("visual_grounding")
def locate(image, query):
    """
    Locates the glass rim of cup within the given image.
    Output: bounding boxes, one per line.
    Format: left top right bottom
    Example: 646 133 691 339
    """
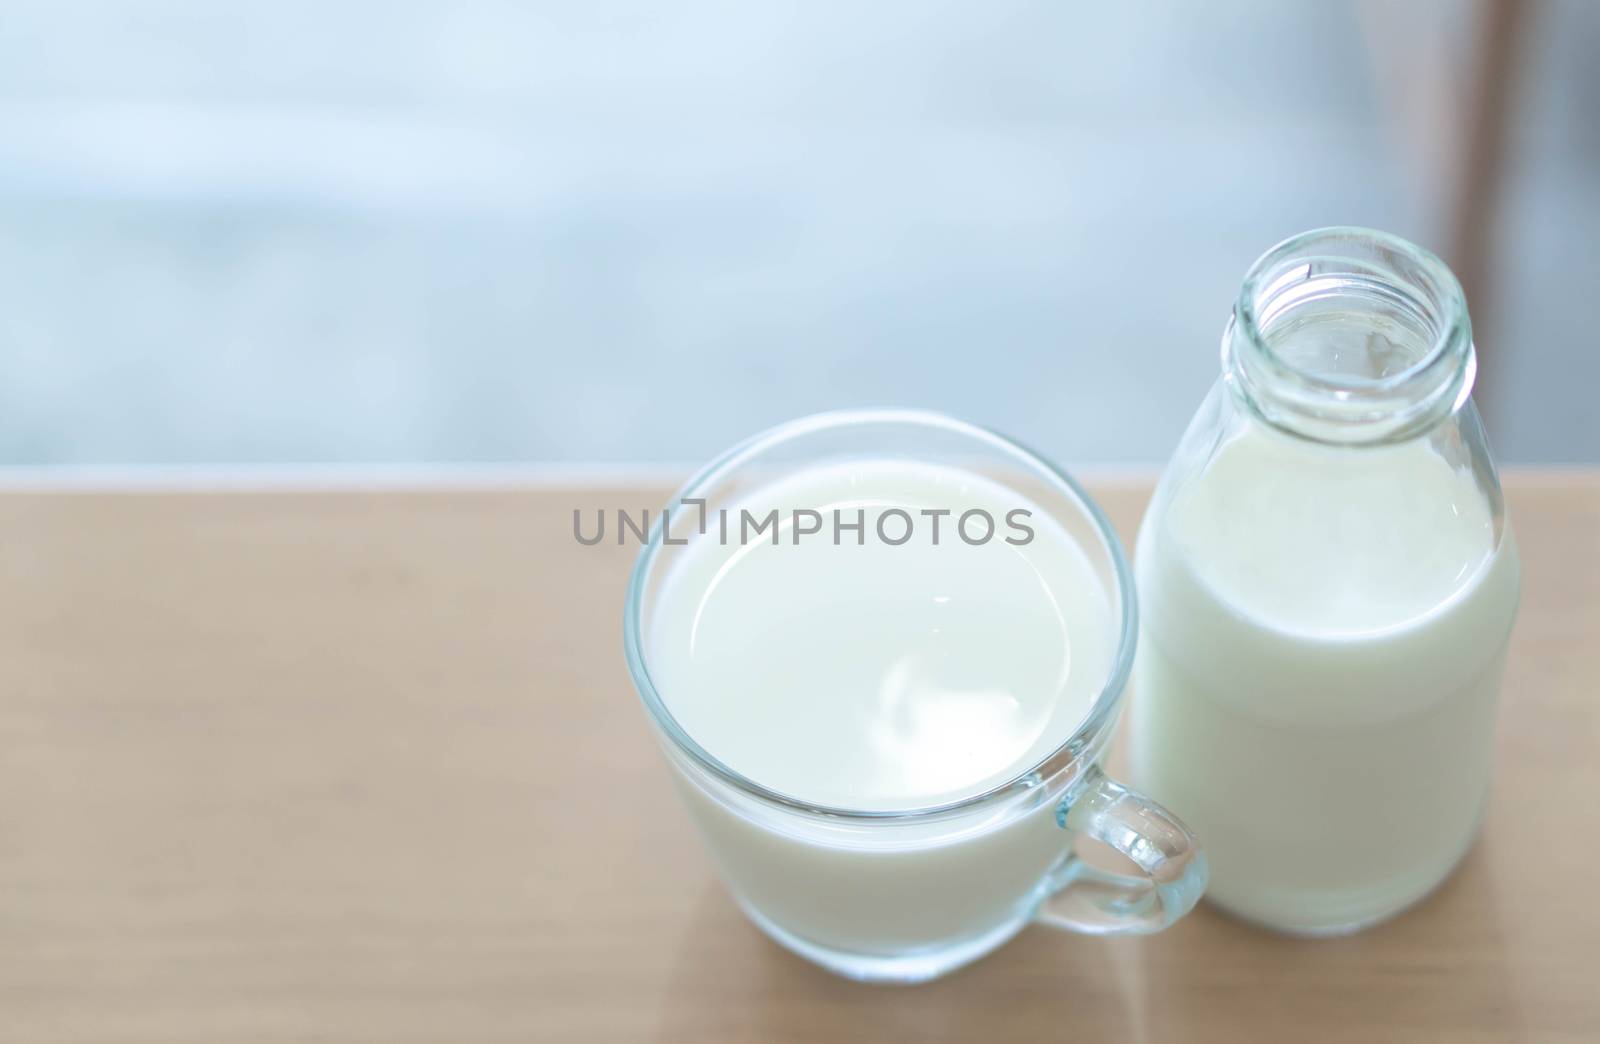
622 407 1138 823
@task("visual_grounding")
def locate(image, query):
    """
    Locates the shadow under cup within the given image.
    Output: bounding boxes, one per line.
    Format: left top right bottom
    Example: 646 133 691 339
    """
623 410 1207 983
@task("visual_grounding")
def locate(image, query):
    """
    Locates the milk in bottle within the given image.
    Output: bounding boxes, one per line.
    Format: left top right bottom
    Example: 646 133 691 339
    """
1130 228 1520 933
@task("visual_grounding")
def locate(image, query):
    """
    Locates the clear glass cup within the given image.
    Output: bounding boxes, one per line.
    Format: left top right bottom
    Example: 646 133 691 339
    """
1130 228 1521 934
624 409 1207 983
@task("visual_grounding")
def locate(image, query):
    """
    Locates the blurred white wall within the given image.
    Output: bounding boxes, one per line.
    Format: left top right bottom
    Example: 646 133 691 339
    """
0 1 1593 465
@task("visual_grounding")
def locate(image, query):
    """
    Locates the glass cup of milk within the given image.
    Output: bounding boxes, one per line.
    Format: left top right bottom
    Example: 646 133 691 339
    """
1131 227 1521 935
624 409 1207 982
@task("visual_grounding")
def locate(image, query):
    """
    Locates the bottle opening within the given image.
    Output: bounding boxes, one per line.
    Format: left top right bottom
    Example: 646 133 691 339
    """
1225 227 1475 445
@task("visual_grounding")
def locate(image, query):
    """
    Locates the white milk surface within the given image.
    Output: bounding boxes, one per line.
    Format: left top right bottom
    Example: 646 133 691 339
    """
646 460 1113 954
651 460 1110 811
1131 425 1520 932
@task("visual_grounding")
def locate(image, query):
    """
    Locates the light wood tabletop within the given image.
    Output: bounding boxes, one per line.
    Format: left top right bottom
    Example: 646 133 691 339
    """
1 473 1596 1043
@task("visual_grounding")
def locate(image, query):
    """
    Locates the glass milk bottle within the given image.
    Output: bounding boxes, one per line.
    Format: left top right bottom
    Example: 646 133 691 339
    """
1130 227 1520 934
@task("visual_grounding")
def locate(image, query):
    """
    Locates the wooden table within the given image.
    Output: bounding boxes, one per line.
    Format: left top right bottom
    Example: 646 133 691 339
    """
1 474 1595 1043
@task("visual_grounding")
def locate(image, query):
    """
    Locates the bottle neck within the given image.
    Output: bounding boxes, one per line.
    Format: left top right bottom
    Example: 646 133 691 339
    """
1223 227 1476 446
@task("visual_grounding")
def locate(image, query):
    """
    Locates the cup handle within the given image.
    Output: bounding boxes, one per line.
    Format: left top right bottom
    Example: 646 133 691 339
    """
1035 764 1208 934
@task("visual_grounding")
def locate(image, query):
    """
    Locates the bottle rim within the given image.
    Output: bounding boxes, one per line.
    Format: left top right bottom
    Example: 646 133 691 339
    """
1225 226 1477 445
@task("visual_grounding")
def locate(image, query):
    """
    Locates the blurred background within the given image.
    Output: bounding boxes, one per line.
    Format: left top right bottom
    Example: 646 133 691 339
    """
0 0 1594 468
